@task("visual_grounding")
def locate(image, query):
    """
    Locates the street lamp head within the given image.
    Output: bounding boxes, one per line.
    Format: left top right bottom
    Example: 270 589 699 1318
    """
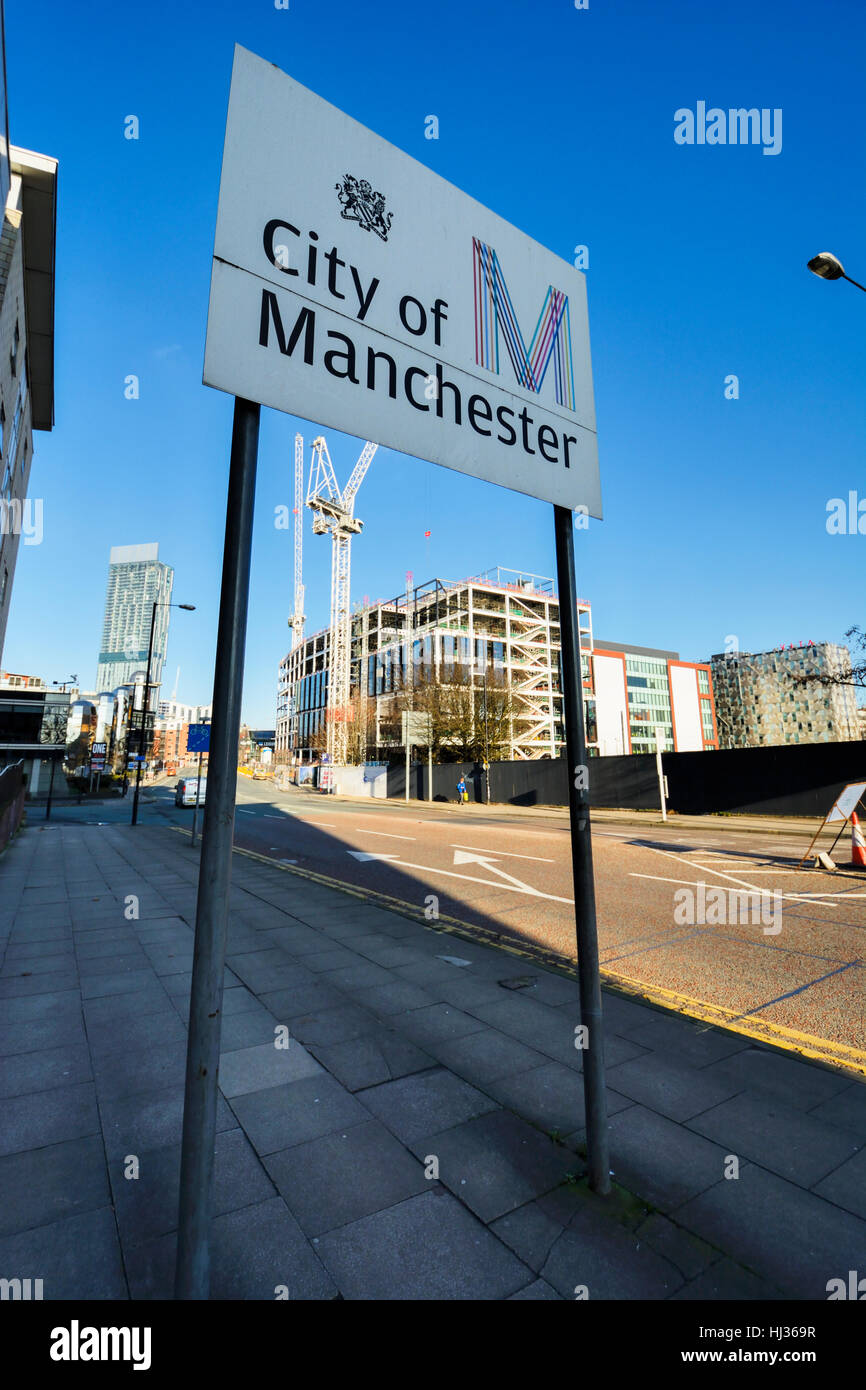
807 252 845 281
178 604 196 611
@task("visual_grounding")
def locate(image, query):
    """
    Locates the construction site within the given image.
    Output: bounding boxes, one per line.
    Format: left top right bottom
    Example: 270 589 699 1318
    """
273 430 597 767
274 434 724 771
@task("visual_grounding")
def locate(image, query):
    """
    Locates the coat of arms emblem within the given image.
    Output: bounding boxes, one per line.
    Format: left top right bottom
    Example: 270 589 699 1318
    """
335 174 393 242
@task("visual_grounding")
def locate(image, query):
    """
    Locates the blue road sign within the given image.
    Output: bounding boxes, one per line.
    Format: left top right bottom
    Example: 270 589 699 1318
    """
187 723 211 753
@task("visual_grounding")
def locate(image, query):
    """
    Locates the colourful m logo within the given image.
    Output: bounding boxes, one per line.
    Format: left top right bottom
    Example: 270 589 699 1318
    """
472 238 575 410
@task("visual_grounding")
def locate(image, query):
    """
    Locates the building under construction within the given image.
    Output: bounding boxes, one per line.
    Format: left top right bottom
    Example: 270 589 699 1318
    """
277 438 719 766
277 567 590 763
276 565 722 765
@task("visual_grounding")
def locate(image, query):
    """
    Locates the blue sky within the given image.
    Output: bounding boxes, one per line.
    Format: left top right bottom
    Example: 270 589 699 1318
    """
3 0 865 724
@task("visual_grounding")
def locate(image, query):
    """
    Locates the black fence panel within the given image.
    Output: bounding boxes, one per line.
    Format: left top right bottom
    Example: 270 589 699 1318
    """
489 759 568 807
663 741 866 818
382 741 866 817
587 754 660 811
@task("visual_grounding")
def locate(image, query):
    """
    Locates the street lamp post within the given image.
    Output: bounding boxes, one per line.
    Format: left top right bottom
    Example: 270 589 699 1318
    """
807 252 866 294
131 602 195 826
45 678 75 817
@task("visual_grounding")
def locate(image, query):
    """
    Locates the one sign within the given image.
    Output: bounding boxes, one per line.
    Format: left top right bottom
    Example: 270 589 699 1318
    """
91 742 107 756
402 711 433 745
203 45 600 515
826 782 866 823
798 780 866 868
187 723 211 753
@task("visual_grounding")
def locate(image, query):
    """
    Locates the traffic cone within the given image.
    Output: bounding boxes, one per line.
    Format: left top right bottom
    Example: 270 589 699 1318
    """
851 813 866 868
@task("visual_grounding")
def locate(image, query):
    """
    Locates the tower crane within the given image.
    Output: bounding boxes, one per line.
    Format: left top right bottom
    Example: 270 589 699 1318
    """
288 432 306 648
306 435 377 765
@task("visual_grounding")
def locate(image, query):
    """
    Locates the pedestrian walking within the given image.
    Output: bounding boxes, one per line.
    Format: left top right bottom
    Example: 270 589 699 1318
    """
457 775 467 804
121 774 129 797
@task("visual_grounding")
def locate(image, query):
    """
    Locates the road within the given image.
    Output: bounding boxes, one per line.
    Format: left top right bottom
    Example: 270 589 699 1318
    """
55 775 866 1076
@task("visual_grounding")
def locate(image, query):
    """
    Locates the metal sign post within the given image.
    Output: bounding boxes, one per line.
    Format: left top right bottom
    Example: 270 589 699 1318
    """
131 607 158 826
553 505 610 1195
190 752 204 848
655 725 668 822
45 754 57 821
175 397 260 1300
181 44 612 1299
187 722 211 850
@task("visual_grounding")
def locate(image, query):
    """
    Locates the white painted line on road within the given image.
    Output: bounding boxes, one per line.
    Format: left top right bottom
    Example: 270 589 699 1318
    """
689 863 795 873
631 873 729 888
785 888 866 900
629 869 839 907
354 830 417 841
264 814 284 819
397 859 574 904
236 809 256 815
638 842 843 905
347 851 401 863
451 844 555 863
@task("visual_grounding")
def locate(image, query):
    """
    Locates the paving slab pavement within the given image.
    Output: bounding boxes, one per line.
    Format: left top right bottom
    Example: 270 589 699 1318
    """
0 820 863 1301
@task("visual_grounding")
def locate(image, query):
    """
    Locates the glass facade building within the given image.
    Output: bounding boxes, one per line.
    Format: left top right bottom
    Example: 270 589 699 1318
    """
95 543 174 692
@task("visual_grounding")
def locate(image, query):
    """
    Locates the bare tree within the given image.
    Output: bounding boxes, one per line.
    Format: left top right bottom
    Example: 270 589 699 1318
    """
390 664 514 762
787 628 864 691
342 695 376 765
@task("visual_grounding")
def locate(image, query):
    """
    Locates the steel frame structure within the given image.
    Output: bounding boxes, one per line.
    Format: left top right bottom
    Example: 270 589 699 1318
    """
306 435 377 765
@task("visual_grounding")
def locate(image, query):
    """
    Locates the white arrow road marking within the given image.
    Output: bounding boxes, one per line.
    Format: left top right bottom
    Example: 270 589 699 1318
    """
398 859 574 903
451 849 567 900
347 849 573 903
452 844 554 863
347 851 402 863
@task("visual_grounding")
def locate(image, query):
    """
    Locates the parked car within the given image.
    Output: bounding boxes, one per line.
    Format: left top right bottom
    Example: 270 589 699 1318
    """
175 777 207 807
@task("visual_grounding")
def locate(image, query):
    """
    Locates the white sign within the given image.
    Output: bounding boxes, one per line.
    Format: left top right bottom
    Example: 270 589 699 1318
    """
402 711 433 744
827 781 866 823
204 45 600 515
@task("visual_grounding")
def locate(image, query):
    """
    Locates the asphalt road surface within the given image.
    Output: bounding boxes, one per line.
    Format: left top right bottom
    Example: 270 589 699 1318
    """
103 775 866 1077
